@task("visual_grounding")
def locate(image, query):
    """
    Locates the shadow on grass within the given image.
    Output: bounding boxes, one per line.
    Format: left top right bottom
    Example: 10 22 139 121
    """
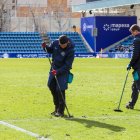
134 109 140 111
65 118 125 132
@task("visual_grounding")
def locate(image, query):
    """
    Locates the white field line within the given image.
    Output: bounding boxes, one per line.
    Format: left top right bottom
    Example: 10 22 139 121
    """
1 115 139 139
0 121 49 140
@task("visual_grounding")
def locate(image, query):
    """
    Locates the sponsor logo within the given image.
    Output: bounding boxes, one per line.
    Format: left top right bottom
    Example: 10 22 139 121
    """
115 53 130 58
83 23 93 32
61 51 65 56
103 24 130 31
3 53 9 58
83 23 87 31
17 54 23 58
103 24 110 31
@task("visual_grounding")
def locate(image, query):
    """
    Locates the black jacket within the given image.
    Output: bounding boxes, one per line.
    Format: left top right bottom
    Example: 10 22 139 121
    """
44 38 75 90
130 34 140 70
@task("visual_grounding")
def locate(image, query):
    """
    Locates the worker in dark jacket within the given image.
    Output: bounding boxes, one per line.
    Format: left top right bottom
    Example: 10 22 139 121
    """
42 35 75 117
126 24 140 109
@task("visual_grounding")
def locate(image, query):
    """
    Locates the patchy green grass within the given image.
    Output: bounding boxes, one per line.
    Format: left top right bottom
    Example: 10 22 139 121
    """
0 58 140 140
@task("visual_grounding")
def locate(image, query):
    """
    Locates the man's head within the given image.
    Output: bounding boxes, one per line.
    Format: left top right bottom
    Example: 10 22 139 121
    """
129 24 140 36
59 35 69 49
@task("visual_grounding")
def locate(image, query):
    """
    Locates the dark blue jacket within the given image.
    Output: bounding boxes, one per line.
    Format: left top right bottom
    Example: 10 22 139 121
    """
45 39 75 90
130 34 140 70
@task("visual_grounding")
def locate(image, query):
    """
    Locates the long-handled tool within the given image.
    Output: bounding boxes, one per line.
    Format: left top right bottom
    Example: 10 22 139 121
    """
44 47 73 118
114 70 130 112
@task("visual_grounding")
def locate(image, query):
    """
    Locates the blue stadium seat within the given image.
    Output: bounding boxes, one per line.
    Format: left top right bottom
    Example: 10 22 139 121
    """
108 36 134 53
0 32 88 54
46 32 88 53
0 32 43 53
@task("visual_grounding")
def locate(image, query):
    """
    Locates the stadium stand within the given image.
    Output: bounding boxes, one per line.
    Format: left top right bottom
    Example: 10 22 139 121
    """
108 36 134 53
0 32 89 54
47 32 89 53
0 32 42 53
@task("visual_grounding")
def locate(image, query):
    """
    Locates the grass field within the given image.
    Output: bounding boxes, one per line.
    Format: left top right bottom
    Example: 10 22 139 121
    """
0 58 140 140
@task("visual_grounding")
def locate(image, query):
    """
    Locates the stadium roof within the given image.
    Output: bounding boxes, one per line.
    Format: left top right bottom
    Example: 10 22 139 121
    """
72 0 140 12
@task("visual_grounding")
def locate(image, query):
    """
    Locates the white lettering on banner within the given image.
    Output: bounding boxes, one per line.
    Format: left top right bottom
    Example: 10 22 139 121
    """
3 53 9 58
103 24 130 32
98 54 109 58
17 54 23 58
16 54 47 58
83 23 93 32
115 53 129 58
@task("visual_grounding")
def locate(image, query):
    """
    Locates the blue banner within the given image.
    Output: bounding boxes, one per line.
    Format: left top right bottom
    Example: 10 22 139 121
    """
96 16 137 52
81 16 137 52
0 53 49 58
96 53 132 58
0 52 132 58
81 17 95 51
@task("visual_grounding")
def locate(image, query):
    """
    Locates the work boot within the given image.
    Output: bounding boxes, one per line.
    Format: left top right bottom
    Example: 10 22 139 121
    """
51 106 58 116
54 112 64 117
51 111 56 116
126 103 134 109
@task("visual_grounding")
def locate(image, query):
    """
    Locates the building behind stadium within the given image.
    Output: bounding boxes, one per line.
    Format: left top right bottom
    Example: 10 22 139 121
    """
0 0 140 32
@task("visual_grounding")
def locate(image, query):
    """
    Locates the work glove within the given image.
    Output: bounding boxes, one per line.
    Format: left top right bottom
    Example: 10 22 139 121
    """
42 42 46 49
51 69 57 76
127 64 131 71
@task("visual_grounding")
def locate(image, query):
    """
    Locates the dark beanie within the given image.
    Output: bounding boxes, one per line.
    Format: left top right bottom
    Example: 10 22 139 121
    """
59 35 69 44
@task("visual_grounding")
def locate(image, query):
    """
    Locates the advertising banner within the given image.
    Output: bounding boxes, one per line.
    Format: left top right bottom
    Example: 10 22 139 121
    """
96 16 137 52
0 52 132 58
81 17 95 51
81 16 137 52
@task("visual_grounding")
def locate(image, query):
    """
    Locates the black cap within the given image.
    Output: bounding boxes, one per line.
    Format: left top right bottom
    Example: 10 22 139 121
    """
59 35 69 44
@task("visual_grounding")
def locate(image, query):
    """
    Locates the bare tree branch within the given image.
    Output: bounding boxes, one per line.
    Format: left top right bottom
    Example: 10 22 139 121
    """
28 5 39 32
49 0 72 31
0 0 10 32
